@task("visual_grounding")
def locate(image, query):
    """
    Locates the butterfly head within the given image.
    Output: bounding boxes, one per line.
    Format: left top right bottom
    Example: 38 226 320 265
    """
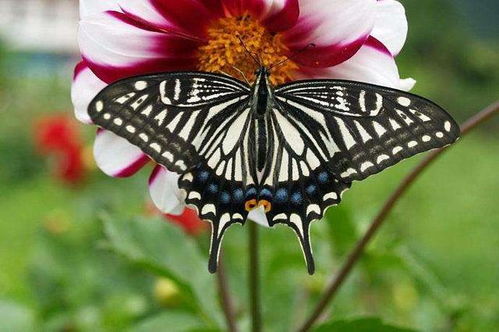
255 66 271 78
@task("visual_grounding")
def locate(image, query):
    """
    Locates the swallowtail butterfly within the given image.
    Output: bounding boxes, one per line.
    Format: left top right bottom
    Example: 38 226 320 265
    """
89 67 459 274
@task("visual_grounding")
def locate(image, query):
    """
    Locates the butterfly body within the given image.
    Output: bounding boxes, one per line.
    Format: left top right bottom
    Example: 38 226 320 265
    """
252 67 273 116
248 67 278 185
89 67 459 274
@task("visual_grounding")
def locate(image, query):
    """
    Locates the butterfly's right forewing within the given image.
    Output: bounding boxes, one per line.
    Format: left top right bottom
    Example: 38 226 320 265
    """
274 80 460 182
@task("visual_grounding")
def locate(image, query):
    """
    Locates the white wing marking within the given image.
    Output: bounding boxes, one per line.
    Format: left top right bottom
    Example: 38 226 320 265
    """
178 110 200 140
274 110 305 155
279 150 290 181
223 108 249 154
166 113 182 132
335 117 356 150
354 120 372 143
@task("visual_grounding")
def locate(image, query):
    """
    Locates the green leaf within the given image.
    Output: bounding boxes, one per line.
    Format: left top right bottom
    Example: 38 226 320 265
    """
103 215 224 328
324 206 358 256
312 317 417 332
130 311 211 332
395 247 460 312
0 300 36 332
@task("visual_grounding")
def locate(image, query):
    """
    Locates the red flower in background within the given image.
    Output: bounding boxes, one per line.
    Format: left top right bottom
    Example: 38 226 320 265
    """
34 115 86 184
145 201 206 236
163 208 207 236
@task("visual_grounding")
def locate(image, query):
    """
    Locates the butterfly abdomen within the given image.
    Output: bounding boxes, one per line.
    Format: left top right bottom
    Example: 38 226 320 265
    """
256 117 268 172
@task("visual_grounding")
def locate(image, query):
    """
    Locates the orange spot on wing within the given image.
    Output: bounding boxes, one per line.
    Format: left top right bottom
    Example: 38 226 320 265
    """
258 199 272 213
245 199 258 211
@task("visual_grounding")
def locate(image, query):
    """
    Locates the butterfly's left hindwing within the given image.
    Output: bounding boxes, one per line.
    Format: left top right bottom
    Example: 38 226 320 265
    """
88 72 255 272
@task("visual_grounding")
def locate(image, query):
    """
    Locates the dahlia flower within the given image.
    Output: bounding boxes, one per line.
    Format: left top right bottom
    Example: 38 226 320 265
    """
72 0 414 225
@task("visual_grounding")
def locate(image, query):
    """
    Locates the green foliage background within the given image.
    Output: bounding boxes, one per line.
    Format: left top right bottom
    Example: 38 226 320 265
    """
0 1 497 331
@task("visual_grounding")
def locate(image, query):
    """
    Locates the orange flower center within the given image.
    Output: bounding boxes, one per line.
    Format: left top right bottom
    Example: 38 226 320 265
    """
197 14 298 85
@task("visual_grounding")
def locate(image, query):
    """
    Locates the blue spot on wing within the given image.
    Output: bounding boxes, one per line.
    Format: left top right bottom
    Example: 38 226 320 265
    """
275 188 288 202
246 187 257 197
198 171 209 182
220 192 231 204
291 192 302 205
318 172 328 183
233 188 244 202
208 183 218 193
260 188 273 199
306 184 317 195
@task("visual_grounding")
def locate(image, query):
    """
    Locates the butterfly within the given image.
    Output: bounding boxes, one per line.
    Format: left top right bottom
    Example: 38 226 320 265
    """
88 66 459 274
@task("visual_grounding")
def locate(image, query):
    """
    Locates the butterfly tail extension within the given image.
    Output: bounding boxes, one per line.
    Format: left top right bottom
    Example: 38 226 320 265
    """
206 206 244 273
289 177 351 275
179 165 248 273
208 222 224 273
296 222 316 275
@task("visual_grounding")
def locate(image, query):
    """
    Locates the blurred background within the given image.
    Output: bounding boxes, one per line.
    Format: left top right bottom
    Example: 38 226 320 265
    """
0 0 497 331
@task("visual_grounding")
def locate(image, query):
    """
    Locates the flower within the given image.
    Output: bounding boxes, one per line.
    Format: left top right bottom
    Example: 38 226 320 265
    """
34 115 86 184
72 0 414 225
145 199 207 236
163 208 207 236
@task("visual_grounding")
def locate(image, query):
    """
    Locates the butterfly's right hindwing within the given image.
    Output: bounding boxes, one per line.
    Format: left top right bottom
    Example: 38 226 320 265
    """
261 80 460 273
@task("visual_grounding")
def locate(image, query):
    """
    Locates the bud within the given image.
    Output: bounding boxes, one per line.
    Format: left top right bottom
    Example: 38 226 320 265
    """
154 278 182 307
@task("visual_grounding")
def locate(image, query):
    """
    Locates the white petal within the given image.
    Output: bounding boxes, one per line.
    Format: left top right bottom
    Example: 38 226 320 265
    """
78 12 168 68
259 0 300 32
286 0 377 48
261 0 288 17
149 166 185 214
298 38 415 91
399 78 416 91
71 62 106 124
93 130 149 177
263 0 286 16
371 0 408 56
248 207 270 227
79 0 120 19
117 0 175 30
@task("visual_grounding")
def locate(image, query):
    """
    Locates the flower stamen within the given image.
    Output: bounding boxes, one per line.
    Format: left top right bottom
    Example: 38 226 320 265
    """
197 15 298 85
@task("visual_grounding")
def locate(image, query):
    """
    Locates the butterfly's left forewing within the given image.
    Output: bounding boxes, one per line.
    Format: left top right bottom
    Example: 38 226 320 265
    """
89 72 251 173
264 80 460 272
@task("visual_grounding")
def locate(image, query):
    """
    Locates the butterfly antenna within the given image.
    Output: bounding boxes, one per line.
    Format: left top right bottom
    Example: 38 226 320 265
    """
230 65 251 85
236 34 261 67
268 43 316 70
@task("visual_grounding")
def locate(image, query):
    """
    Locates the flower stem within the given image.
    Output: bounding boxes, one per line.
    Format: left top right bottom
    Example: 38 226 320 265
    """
297 101 499 332
248 220 262 332
216 251 238 332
